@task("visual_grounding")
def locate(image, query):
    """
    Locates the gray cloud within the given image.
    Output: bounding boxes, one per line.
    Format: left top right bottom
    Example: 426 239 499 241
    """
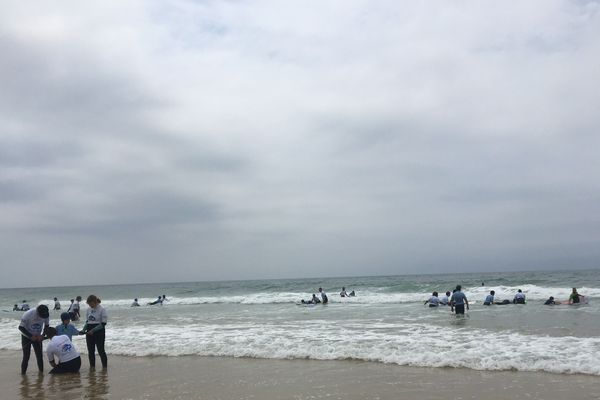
1 0 599 287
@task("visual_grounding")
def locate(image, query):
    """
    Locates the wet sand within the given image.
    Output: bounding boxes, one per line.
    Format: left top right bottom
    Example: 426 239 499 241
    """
2 350 599 400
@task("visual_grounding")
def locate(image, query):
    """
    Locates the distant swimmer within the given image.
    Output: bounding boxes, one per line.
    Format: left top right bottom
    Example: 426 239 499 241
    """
440 291 451 306
53 297 61 310
45 327 82 374
513 289 526 304
162 295 168 303
19 301 30 311
318 288 328 304
340 287 348 297
148 296 163 306
544 296 557 305
131 298 140 307
349 290 356 297
424 292 440 307
450 285 469 315
301 294 321 304
483 290 495 306
13 304 19 311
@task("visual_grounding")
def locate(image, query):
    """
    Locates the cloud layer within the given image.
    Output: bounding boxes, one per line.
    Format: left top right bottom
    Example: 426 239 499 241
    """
1 0 599 287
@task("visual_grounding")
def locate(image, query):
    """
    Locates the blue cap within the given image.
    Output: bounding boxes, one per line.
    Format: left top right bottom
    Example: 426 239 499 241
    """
60 312 71 321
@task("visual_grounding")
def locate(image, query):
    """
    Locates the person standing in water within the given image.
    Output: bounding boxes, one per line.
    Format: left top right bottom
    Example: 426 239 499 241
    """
131 298 140 307
450 285 469 315
68 296 81 321
80 295 108 368
57 312 80 340
569 288 585 304
318 288 328 304
18 305 50 374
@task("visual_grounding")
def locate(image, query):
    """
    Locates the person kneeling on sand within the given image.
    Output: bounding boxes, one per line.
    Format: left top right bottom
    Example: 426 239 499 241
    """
45 327 82 374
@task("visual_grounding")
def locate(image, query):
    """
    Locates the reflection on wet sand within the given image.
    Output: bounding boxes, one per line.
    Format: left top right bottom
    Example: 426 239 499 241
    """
20 373 44 400
85 369 110 399
47 372 83 399
18 369 109 400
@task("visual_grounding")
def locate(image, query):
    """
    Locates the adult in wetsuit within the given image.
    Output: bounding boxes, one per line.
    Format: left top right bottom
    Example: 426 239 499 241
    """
569 288 582 304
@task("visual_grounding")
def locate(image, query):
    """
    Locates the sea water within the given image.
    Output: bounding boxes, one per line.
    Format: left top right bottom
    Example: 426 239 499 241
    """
1 269 599 375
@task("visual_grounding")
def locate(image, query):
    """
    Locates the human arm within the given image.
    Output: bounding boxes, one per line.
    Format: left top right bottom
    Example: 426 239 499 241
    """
465 298 469 310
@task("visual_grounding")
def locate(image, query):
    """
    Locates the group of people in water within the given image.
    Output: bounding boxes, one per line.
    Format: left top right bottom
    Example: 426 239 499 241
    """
300 287 356 304
424 286 587 313
16 294 107 375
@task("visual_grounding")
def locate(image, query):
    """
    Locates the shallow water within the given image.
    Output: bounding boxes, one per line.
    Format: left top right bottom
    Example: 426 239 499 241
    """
2 269 599 375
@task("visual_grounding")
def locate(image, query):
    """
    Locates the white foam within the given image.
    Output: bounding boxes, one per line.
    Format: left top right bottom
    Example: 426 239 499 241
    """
3 316 597 376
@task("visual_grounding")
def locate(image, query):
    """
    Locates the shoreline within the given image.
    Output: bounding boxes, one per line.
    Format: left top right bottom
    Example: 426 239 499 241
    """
2 350 599 399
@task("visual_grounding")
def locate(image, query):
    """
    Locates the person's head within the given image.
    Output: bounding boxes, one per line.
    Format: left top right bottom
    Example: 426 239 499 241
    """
549 296 554 301
162 295 166 298
14 304 18 308
76 296 82 302
342 287 345 291
22 300 27 303
60 312 71 324
572 287 578 293
134 298 138 301
490 290 495 295
70 299 74 303
36 305 49 319
517 289 522 293
157 296 161 299
86 295 101 308
433 291 438 297
312 294 317 298
446 291 451 296
455 285 462 291
46 326 57 339
54 297 58 301
318 287 323 292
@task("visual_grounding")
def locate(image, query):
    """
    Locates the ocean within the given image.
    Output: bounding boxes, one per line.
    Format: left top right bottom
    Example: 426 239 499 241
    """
1 269 599 376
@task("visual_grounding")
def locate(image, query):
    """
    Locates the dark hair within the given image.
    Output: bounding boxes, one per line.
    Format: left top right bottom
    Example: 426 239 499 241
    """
37 305 49 319
76 296 82 301
456 285 462 291
433 291 438 296
490 290 495 295
87 295 101 304
46 326 57 338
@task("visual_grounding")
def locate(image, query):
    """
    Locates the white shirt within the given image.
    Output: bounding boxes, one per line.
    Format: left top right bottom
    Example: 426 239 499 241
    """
439 296 449 305
86 305 108 324
428 296 440 306
47 335 80 364
19 309 49 336
514 292 526 300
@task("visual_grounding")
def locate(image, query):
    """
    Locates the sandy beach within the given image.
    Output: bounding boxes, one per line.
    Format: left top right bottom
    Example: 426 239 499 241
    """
2 351 599 400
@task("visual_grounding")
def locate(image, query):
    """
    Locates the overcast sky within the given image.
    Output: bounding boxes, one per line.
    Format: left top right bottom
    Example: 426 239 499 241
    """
1 1 599 288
